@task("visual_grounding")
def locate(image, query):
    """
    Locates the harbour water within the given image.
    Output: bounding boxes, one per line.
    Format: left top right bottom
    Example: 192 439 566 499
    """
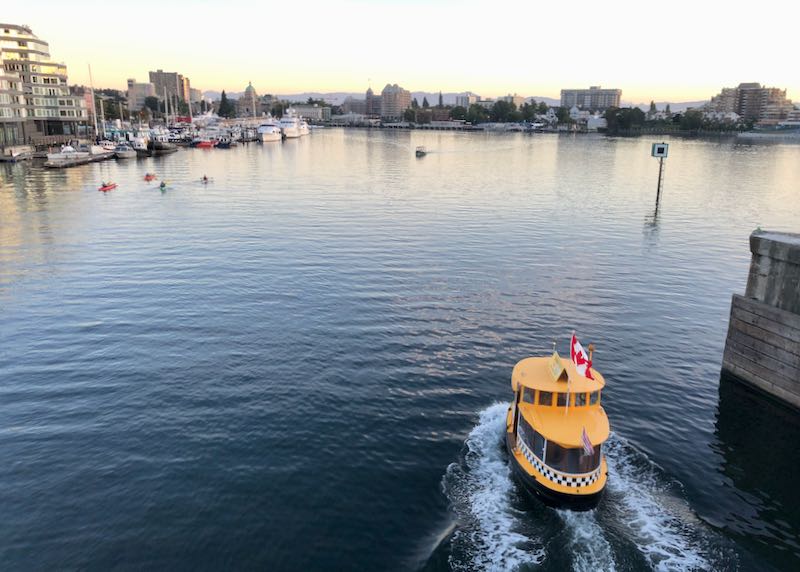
1 131 799 571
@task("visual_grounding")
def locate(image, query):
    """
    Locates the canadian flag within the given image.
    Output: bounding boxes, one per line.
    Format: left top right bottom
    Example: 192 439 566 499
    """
570 333 595 380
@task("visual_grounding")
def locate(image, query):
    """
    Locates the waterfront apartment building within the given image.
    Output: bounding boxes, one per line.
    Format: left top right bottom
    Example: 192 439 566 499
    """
365 87 381 117
0 23 87 146
380 84 411 120
706 83 795 125
455 94 478 108
126 78 156 113
149 69 190 103
560 86 621 111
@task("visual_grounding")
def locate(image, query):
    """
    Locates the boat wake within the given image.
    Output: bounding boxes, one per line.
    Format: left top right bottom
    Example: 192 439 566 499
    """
440 404 734 571
558 509 617 572
442 403 546 571
603 437 725 571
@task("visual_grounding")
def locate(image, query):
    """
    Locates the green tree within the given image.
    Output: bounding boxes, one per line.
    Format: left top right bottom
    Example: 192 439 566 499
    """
603 107 619 132
403 108 416 122
144 96 160 114
520 103 536 122
555 106 572 124
422 97 429 108
649 100 657 114
466 103 490 124
537 101 549 114
177 99 189 116
665 103 672 117
450 105 467 120
438 91 443 108
412 98 419 109
491 100 516 122
680 109 704 131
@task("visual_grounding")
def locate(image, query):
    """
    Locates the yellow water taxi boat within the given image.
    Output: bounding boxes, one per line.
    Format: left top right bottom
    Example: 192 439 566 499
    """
505 338 609 511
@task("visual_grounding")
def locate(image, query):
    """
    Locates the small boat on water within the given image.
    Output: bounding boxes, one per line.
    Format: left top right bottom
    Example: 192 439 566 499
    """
98 182 117 192
415 146 427 157
279 109 302 139
114 144 137 159
144 172 157 182
506 333 609 511
194 139 216 149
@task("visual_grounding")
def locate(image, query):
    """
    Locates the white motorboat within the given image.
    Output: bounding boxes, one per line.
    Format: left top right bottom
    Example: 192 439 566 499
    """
114 144 137 159
99 140 116 151
299 118 310 136
46 144 89 162
258 117 283 142
279 109 301 139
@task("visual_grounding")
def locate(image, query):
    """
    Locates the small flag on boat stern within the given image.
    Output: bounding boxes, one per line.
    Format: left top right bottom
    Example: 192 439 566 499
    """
570 333 595 380
581 427 595 456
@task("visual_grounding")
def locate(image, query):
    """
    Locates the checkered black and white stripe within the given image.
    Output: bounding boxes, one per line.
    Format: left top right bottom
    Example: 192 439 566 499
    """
517 434 600 488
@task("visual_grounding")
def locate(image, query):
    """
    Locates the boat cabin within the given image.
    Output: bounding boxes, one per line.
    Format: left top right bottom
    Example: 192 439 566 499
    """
506 352 609 506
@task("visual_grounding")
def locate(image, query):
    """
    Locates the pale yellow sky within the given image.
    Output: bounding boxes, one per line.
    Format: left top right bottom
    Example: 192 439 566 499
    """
5 0 799 103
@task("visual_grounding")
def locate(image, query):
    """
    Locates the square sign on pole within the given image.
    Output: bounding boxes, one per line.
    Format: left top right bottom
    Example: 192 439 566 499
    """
651 142 669 158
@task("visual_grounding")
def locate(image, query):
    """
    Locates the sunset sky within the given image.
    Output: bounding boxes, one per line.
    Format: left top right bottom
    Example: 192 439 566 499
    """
5 0 799 103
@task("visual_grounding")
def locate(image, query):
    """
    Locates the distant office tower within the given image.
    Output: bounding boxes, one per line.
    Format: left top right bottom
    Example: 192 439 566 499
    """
560 86 621 110
127 78 156 113
380 83 411 120
149 69 191 103
0 23 88 145
706 83 794 125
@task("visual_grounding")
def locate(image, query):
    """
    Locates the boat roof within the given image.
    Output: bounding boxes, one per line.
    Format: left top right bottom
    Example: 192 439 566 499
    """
518 402 610 447
512 355 605 393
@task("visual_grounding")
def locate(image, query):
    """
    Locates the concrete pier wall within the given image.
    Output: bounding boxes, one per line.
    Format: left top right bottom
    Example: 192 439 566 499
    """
722 231 800 408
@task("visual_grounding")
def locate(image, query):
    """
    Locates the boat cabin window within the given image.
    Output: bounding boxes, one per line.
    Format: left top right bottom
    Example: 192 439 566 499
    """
575 392 587 407
538 391 553 406
518 415 546 460
522 387 535 404
545 442 602 474
557 392 568 407
590 391 600 405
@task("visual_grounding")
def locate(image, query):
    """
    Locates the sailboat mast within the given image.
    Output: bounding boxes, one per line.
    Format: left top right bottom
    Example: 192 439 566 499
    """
88 64 98 138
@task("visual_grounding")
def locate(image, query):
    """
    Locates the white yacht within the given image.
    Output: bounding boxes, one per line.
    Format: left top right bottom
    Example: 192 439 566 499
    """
279 109 301 139
258 116 283 142
46 144 89 162
299 118 310 136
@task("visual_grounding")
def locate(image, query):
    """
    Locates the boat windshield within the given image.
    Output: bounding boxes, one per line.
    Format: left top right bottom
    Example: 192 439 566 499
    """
545 441 601 474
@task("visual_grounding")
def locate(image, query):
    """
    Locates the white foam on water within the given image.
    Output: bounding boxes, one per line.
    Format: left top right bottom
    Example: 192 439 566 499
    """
605 436 712 571
444 402 545 571
558 509 617 572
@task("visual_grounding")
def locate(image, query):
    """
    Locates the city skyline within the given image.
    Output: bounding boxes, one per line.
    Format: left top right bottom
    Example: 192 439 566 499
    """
5 0 799 103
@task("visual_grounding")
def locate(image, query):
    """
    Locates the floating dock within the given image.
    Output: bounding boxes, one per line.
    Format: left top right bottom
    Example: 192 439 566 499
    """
722 231 800 408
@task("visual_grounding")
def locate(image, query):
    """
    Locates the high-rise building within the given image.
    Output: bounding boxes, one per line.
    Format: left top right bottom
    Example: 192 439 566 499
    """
126 78 156 113
365 87 381 117
149 69 190 103
0 23 87 145
560 86 621 110
706 83 794 125
380 83 411 120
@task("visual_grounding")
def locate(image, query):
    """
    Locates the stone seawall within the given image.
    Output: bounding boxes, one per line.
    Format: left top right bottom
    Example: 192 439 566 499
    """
722 231 800 408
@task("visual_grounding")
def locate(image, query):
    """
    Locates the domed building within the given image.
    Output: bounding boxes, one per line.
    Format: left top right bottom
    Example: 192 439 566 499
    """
236 82 259 117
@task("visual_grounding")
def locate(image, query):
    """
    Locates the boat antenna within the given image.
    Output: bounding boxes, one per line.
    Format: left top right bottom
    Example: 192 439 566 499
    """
588 343 595 362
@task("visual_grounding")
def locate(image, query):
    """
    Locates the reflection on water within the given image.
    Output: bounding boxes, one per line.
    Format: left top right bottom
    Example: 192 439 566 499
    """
712 376 800 568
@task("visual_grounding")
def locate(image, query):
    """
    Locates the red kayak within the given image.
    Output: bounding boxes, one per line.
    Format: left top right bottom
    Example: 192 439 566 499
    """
144 174 156 181
99 183 117 192
196 140 216 148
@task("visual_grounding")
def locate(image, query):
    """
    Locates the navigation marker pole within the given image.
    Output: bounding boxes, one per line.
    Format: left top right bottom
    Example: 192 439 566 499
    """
651 142 669 207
